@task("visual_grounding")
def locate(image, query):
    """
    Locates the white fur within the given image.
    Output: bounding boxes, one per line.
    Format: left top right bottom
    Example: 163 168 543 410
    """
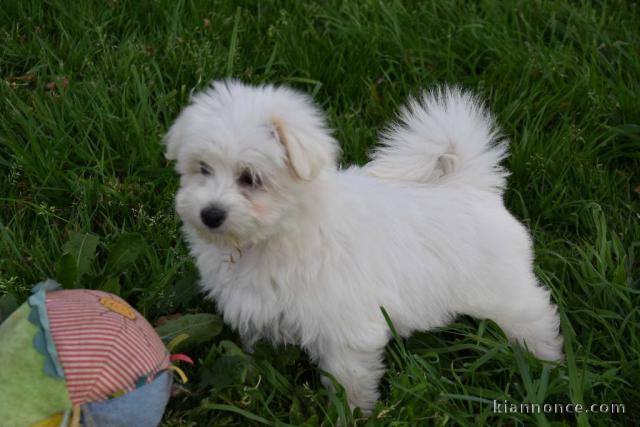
165 80 563 413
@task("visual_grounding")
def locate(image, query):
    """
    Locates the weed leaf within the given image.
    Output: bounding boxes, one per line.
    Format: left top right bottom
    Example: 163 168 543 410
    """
155 313 222 349
105 232 147 276
55 252 78 288
62 232 100 282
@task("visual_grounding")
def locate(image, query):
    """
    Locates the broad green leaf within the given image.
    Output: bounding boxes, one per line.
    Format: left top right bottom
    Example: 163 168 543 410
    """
101 276 121 295
62 232 100 280
155 313 222 349
289 398 304 425
219 340 245 356
155 268 201 313
105 232 147 276
200 354 249 389
55 252 78 288
0 293 19 322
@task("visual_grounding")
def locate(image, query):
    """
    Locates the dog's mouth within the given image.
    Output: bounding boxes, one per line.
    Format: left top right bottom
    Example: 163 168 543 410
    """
191 222 246 248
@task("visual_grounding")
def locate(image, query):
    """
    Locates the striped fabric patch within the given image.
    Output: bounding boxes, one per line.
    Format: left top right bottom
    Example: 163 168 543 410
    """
46 290 170 405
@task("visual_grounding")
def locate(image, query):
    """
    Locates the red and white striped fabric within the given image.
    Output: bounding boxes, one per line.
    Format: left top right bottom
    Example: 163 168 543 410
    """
46 289 170 405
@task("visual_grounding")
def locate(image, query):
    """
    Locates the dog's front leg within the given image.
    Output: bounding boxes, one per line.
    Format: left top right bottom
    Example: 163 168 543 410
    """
240 333 259 354
316 343 386 415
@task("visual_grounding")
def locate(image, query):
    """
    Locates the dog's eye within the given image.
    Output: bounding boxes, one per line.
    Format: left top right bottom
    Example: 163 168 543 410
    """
199 162 212 176
237 168 262 189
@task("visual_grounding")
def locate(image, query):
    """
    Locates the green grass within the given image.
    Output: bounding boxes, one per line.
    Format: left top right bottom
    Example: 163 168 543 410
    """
1 0 639 425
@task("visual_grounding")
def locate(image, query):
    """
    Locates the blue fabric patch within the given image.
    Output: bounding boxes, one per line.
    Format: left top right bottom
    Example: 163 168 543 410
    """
27 279 65 378
81 371 173 427
31 278 62 294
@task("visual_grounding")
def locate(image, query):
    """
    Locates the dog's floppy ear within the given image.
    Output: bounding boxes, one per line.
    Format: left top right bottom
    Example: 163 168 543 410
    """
163 118 182 160
272 118 338 180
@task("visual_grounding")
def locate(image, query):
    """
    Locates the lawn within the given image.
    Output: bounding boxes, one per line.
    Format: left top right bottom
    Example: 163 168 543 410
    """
1 0 639 425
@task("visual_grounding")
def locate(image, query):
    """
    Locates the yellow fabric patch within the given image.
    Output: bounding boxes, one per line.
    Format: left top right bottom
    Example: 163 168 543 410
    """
166 333 189 352
110 389 126 399
169 365 188 384
99 297 136 320
31 414 64 427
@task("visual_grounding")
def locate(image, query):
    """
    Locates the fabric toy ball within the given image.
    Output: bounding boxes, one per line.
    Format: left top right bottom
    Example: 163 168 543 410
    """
0 279 188 427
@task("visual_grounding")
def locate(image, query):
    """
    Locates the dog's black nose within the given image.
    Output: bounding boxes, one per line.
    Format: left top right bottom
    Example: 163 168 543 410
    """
200 205 227 229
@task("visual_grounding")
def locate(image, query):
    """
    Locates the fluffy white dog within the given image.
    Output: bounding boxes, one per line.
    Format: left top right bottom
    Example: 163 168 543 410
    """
164 80 563 413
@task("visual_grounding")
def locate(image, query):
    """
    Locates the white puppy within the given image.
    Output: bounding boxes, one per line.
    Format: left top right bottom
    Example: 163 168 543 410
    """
164 80 563 413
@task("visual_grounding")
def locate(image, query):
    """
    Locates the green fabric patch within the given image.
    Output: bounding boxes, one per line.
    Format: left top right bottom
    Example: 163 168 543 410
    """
0 303 72 427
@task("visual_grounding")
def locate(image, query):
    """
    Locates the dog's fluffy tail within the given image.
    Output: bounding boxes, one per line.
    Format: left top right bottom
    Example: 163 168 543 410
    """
365 87 509 193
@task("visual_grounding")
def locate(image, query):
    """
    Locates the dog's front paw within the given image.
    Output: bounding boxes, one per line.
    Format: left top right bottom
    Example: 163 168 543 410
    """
240 334 259 354
320 374 379 415
317 345 386 416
